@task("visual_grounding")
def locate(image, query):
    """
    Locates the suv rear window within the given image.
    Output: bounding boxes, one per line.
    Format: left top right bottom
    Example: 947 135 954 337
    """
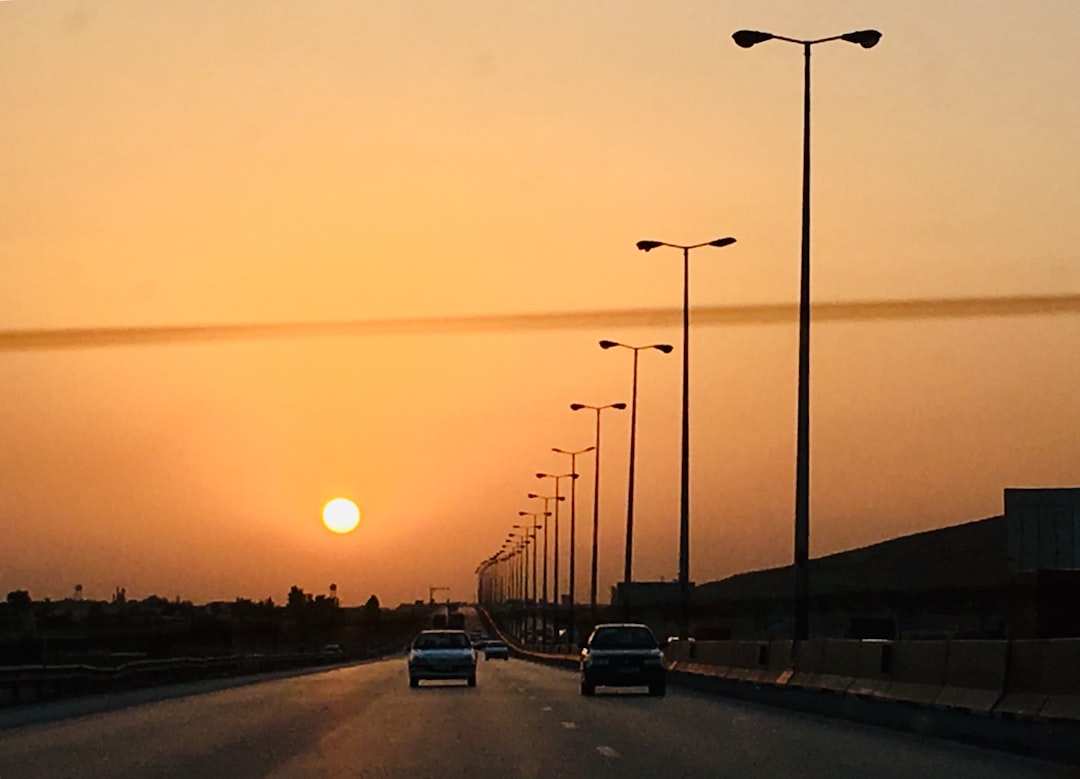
414 632 470 649
589 627 657 650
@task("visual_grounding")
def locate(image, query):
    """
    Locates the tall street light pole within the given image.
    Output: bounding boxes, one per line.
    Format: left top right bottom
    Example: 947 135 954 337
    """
551 445 595 641
569 402 627 624
518 510 548 605
512 534 531 641
528 493 565 646
733 26 881 641
635 237 737 640
505 532 523 635
514 517 545 641
505 536 517 600
598 341 674 620
497 543 511 605
536 472 578 646
511 524 532 639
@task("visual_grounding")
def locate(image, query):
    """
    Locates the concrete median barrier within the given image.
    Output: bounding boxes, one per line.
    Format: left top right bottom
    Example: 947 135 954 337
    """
847 640 892 699
934 640 1007 713
681 640 735 677
996 638 1080 722
723 641 763 682
880 640 949 706
763 640 795 685
663 639 693 669
1034 639 1080 722
787 638 827 689
815 639 859 694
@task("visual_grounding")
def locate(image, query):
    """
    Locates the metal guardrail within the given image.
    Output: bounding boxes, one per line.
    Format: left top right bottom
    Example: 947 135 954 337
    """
0 652 369 708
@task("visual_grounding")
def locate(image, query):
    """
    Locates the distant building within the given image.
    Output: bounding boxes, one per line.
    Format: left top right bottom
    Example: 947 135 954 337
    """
611 580 688 609
664 487 1080 640
1005 487 1080 571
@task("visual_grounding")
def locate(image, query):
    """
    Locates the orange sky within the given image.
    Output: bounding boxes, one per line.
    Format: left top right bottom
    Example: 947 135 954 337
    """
2 1 1079 606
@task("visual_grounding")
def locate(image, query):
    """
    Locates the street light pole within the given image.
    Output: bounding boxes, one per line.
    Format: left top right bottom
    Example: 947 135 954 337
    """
733 26 881 641
517 512 547 603
536 472 578 646
551 446 595 641
528 493 565 647
635 237 737 640
569 403 627 624
506 532 525 639
598 341 673 619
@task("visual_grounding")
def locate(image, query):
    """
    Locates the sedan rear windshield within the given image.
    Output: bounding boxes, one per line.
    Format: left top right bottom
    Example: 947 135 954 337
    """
414 633 471 649
589 627 657 650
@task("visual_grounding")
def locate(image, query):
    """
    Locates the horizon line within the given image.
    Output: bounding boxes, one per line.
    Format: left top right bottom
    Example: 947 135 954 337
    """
2 293 1078 352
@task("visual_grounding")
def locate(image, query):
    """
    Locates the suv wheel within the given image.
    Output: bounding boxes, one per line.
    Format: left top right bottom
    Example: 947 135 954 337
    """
409 676 419 689
467 674 477 687
648 680 666 697
580 677 596 697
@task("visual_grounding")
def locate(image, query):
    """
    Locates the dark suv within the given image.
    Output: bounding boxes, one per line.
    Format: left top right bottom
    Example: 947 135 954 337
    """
579 623 666 696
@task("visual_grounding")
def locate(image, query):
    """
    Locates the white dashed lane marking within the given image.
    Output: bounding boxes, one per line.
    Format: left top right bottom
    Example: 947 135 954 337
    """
542 706 552 712
596 745 620 759
560 721 578 730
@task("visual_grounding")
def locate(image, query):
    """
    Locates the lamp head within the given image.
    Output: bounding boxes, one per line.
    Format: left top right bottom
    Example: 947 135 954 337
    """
527 493 539 499
841 29 881 48
518 511 529 516
613 402 628 410
598 340 619 349
709 237 737 248
570 403 586 411
733 29 774 48
654 344 674 354
535 472 548 479
636 240 663 252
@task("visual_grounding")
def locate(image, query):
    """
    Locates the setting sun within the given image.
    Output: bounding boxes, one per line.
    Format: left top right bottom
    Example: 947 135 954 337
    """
322 498 361 534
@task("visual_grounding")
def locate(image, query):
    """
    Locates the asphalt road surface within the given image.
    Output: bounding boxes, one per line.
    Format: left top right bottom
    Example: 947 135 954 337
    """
0 651 1068 778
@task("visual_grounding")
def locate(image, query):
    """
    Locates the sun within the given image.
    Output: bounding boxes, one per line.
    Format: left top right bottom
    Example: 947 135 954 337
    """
322 498 361 534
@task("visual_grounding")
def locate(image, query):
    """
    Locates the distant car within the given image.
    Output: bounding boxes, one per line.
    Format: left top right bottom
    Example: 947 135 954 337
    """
579 623 666 697
482 640 509 660
321 643 344 657
408 630 477 688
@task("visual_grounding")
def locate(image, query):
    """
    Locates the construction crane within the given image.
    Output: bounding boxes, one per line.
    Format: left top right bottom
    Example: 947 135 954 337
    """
429 586 450 605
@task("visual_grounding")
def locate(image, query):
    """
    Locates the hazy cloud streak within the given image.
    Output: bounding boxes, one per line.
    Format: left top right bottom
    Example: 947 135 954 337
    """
2 294 1078 352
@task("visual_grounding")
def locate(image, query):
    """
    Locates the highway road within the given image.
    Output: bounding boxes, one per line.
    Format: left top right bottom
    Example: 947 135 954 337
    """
0 649 1068 777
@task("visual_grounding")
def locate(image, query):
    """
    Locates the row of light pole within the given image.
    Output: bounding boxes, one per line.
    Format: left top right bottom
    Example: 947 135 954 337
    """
476 340 674 646
479 26 881 643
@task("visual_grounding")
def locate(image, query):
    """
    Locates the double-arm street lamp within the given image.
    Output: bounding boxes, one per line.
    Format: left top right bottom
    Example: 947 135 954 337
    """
511 525 533 602
733 26 881 641
506 532 526 604
569 403 627 623
509 531 532 640
475 554 500 604
598 341 674 619
517 510 549 602
535 472 578 645
635 237 737 639
551 445 595 639
528 492 565 646
503 534 518 604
